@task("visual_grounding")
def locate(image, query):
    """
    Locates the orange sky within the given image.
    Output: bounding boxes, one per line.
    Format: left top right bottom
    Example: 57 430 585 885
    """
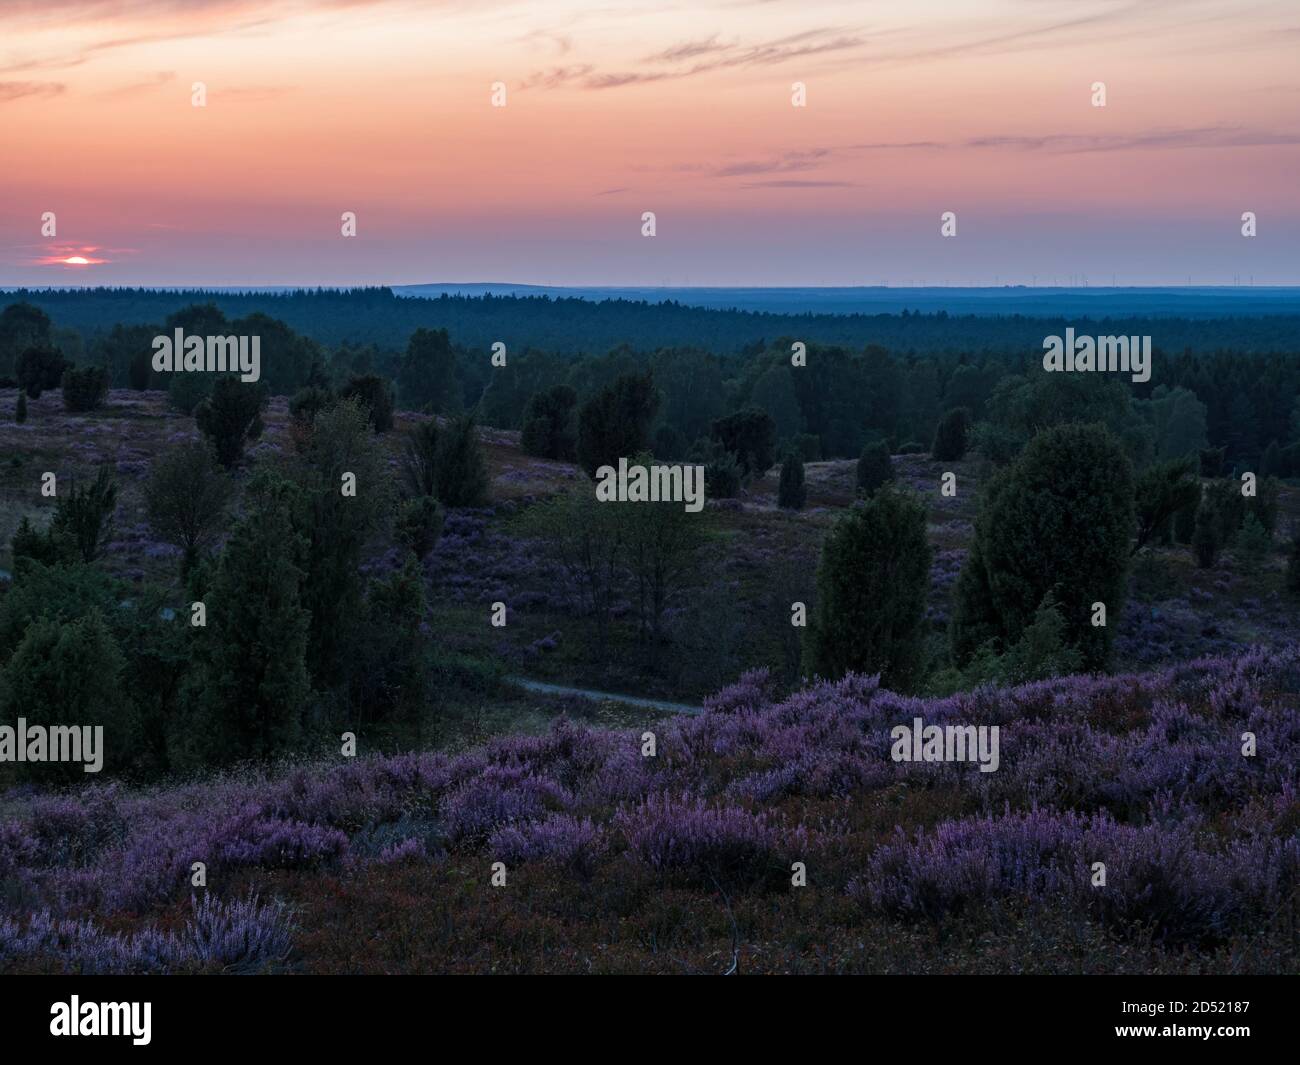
2 0 1299 285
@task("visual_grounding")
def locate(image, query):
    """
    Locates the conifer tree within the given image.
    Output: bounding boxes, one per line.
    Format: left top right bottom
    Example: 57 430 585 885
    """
803 486 931 691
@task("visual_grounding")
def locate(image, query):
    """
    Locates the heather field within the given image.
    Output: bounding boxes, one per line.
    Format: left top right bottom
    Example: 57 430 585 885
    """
2 382 1299 975
1 648 1296 974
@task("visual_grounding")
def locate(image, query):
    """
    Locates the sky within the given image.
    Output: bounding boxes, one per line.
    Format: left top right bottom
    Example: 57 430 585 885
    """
1 0 1298 287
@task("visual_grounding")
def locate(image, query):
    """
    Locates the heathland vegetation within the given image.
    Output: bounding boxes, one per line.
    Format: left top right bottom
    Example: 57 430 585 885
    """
1 291 1297 973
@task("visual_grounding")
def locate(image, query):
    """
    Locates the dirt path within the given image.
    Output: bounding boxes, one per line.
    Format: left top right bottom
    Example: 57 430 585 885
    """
505 676 702 716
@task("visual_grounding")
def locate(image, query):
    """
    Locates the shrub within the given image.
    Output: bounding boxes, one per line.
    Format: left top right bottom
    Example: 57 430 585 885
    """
616 793 803 889
340 374 394 433
61 366 108 412
803 486 931 690
288 385 333 428
10 516 74 567
166 370 211 415
195 376 265 468
521 385 577 460
16 344 65 399
1236 513 1272 569
692 437 741 498
144 442 232 576
15 391 26 423
434 414 489 507
931 407 971 461
1244 475 1280 535
856 440 893 496
0 611 138 782
951 423 1134 672
50 465 118 563
777 453 806 510
710 408 777 479
395 495 444 558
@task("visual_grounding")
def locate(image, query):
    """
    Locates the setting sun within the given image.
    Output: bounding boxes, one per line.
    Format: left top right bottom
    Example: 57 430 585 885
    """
63 256 90 265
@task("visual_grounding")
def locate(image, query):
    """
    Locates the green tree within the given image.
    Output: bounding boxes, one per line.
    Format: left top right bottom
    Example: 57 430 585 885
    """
951 423 1134 672
1133 457 1200 554
856 440 894 496
576 371 660 477
399 418 439 499
180 472 311 765
61 365 108 412
777 453 806 510
195 376 266 468
394 495 444 558
1236 513 1272 569
1192 479 1244 569
0 301 53 380
143 442 232 576
398 327 461 414
749 367 804 445
0 611 137 782
16 344 66 399
711 408 777 480
1146 385 1208 461
292 399 394 689
50 465 118 563
434 414 490 507
930 407 971 462
803 486 931 691
351 554 431 725
521 384 578 460
526 489 627 660
618 453 709 653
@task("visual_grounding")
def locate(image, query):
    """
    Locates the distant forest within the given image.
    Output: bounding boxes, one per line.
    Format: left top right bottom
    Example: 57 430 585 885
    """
4 288 1300 474
6 286 1300 355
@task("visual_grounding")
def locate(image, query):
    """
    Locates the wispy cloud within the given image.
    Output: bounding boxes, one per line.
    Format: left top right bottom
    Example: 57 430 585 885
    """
97 70 175 98
0 80 64 101
523 25 866 91
740 179 855 189
715 149 832 177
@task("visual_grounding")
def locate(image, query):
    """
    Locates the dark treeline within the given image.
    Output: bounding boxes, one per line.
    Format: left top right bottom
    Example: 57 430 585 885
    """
5 295 1300 474
5 286 1300 354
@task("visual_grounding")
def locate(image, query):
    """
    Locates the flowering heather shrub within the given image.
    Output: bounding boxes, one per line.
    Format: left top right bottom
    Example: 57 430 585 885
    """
854 809 1300 945
616 792 807 888
490 814 607 877
0 646 1296 969
440 764 574 844
0 893 292 974
702 667 780 715
373 838 428 865
182 892 295 970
